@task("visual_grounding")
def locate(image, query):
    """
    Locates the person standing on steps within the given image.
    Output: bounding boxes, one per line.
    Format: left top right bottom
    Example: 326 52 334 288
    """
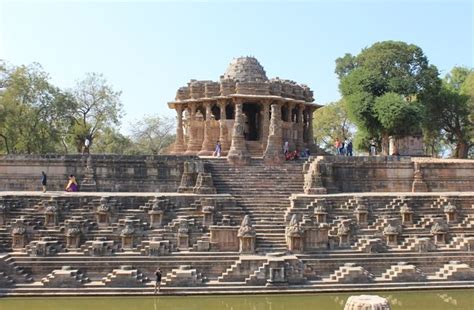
83 136 91 155
283 141 289 155
214 141 222 157
347 139 353 156
154 268 162 294
41 171 47 193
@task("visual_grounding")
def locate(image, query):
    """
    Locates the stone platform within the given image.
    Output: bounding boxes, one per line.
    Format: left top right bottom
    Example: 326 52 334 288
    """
0 156 473 296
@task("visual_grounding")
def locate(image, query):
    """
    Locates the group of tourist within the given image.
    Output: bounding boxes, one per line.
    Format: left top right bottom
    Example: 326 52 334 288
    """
40 172 78 193
334 138 353 156
284 141 310 161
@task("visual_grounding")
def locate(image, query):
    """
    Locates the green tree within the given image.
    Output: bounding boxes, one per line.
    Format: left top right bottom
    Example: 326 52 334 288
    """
313 100 354 153
0 62 75 154
92 127 136 155
336 41 440 154
423 67 473 158
129 115 175 155
69 73 123 152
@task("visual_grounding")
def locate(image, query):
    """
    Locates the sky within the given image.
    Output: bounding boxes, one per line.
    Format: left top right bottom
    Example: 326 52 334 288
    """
1 0 473 133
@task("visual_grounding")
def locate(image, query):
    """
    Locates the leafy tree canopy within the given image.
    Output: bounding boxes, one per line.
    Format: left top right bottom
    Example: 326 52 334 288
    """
335 41 440 153
312 100 354 153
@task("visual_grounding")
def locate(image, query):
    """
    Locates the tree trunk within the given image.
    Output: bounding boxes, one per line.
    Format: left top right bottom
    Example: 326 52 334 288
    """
381 134 390 156
455 140 469 158
0 134 10 154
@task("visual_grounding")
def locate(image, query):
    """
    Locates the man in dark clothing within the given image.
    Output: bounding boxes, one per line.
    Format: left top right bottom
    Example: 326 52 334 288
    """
41 171 47 193
347 140 353 156
154 268 162 294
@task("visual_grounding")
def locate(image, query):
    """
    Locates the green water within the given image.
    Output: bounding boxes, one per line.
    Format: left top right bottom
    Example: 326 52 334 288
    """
1 290 473 310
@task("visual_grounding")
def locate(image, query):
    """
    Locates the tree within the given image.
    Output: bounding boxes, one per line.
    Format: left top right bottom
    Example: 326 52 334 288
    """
313 100 354 153
69 73 123 152
129 115 175 155
423 67 473 158
336 41 440 153
0 62 75 154
92 127 136 155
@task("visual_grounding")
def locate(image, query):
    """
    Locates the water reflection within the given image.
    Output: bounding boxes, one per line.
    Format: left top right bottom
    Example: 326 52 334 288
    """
1 290 473 310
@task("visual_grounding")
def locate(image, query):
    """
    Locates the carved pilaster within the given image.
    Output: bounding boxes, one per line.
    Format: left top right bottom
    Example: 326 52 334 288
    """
307 106 316 149
185 103 202 154
296 105 305 150
198 103 215 155
218 99 230 153
227 99 250 165
261 100 270 150
412 162 428 192
263 103 284 165
173 105 186 154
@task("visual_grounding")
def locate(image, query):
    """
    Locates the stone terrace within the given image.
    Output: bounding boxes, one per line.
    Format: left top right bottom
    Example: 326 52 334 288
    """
0 155 473 295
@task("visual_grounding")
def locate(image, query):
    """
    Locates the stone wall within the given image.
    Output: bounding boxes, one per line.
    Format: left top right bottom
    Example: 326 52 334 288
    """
0 155 196 192
304 156 474 194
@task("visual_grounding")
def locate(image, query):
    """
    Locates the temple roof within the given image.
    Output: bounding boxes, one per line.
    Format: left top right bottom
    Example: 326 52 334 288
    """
170 56 317 105
222 57 268 82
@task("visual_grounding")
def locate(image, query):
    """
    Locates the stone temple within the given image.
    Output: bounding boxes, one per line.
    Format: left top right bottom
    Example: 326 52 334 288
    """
0 57 473 296
168 57 320 163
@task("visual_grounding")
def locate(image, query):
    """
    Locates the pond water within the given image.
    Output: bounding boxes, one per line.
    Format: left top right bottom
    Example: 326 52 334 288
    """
1 290 473 310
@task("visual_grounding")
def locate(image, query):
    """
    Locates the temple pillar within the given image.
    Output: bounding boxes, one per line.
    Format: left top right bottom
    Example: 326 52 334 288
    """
227 99 250 165
306 107 316 151
263 102 284 165
218 99 230 153
287 102 296 150
261 100 270 150
185 103 200 154
173 105 186 154
199 102 215 155
296 104 305 151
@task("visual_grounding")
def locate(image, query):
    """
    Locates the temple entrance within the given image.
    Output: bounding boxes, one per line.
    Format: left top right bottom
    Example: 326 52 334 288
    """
243 103 261 141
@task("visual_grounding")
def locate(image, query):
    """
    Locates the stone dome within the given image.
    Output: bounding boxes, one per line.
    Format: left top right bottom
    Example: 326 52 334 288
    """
222 57 268 82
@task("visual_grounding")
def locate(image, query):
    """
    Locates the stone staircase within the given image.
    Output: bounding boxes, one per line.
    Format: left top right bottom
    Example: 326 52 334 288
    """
427 261 474 280
375 262 425 282
322 263 374 283
162 265 206 286
207 158 305 253
41 266 90 287
101 265 149 287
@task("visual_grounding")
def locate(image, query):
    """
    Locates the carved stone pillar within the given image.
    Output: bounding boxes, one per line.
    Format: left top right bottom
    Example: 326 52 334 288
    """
285 215 304 253
383 224 399 247
185 103 201 154
307 107 316 149
412 162 428 192
296 105 305 150
149 203 164 228
65 227 81 249
218 99 230 153
178 220 190 250
199 103 215 155
120 223 135 250
261 100 270 150
263 103 284 165
444 203 457 223
337 221 351 248
238 215 256 254
354 205 368 228
287 102 296 150
227 99 250 165
400 204 413 225
431 219 448 244
173 106 186 154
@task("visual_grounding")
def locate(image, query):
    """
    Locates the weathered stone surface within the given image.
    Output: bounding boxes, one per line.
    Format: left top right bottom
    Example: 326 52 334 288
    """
168 57 319 157
344 295 391 310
